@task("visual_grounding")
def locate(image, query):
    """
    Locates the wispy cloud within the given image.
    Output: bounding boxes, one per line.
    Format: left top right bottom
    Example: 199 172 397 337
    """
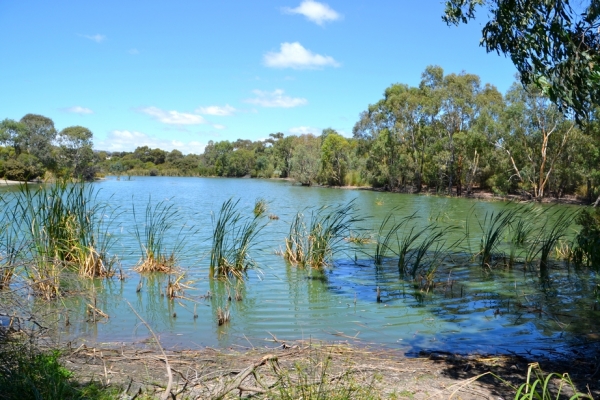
95 130 206 154
289 126 320 135
139 106 206 125
129 48 140 55
196 104 236 116
264 42 339 69
283 0 341 25
212 124 226 130
245 89 307 108
81 34 106 43
61 106 93 115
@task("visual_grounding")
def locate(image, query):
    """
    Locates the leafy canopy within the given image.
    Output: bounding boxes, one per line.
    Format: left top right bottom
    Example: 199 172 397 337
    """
444 0 600 122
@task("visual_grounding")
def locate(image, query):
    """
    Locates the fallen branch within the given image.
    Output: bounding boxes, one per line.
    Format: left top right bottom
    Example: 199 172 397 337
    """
213 354 278 399
126 301 173 400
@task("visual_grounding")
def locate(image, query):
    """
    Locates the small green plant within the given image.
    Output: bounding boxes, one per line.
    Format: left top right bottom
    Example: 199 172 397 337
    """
514 363 592 400
254 197 268 217
0 337 116 400
270 346 377 400
210 198 267 279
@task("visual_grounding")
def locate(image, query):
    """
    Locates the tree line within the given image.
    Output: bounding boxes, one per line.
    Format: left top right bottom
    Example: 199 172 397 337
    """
2 66 600 202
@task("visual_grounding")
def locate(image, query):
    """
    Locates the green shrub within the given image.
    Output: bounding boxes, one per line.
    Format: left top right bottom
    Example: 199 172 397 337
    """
572 207 600 269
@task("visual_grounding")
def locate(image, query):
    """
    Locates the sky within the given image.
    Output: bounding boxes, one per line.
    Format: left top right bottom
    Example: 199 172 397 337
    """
0 0 518 154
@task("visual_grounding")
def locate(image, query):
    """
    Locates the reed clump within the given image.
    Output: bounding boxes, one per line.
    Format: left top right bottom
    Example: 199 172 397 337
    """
210 198 267 279
0 181 117 298
133 197 192 273
284 201 360 268
477 207 518 268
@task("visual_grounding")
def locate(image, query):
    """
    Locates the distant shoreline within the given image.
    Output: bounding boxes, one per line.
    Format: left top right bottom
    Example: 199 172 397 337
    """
0 179 22 186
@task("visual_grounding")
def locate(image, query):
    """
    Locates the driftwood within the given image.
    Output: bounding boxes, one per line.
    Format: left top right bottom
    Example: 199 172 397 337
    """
213 354 278 399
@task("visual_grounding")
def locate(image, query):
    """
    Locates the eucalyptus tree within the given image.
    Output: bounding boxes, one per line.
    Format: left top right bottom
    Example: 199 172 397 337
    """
20 114 58 172
290 134 321 186
57 125 95 180
319 131 350 186
443 0 600 122
500 84 575 200
0 119 27 157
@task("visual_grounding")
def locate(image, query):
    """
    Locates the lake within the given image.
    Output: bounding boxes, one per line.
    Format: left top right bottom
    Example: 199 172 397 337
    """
3 176 599 358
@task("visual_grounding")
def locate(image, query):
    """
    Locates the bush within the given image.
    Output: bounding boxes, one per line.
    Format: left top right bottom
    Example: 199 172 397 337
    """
2 154 44 181
572 207 600 269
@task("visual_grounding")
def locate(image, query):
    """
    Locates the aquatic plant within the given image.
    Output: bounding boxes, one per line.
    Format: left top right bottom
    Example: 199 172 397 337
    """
478 207 518 268
0 181 118 298
253 197 268 217
210 198 267 278
405 225 450 279
284 201 360 268
373 210 411 265
528 208 575 277
284 211 306 264
397 222 427 273
133 196 190 273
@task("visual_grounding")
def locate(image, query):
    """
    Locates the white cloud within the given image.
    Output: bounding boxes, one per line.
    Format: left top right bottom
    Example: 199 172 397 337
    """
245 89 307 108
264 42 340 69
283 0 341 25
289 126 320 135
62 106 93 115
95 130 206 154
196 104 236 116
139 106 206 125
212 124 226 130
81 34 106 43
129 48 140 55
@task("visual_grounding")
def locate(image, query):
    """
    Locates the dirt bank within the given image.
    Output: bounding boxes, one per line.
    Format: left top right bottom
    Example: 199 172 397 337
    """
62 339 598 399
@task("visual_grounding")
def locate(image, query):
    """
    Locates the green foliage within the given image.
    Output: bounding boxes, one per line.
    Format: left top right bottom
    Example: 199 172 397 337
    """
444 0 600 122
2 154 44 181
572 207 600 269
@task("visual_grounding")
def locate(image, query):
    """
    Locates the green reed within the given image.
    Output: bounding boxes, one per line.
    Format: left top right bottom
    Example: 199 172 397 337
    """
0 181 118 298
478 207 518 268
253 197 268 217
284 201 360 268
210 198 267 278
373 210 411 265
405 225 451 279
133 196 190 273
527 208 576 277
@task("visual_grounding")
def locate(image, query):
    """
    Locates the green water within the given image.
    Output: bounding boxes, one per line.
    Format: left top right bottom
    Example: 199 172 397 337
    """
3 177 599 357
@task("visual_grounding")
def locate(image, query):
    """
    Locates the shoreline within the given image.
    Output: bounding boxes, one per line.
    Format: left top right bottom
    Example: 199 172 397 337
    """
58 338 598 399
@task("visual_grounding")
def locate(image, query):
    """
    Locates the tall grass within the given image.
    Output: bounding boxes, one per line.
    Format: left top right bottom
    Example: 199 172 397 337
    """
404 225 451 279
133 196 189 273
210 198 267 278
527 208 576 278
373 210 413 265
478 207 518 268
284 201 360 268
0 181 118 298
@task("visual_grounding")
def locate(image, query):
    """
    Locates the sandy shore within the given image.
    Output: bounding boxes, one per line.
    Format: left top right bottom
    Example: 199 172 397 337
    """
0 179 23 186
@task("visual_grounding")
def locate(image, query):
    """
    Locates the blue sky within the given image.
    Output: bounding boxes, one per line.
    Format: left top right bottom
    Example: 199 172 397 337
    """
0 0 518 154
